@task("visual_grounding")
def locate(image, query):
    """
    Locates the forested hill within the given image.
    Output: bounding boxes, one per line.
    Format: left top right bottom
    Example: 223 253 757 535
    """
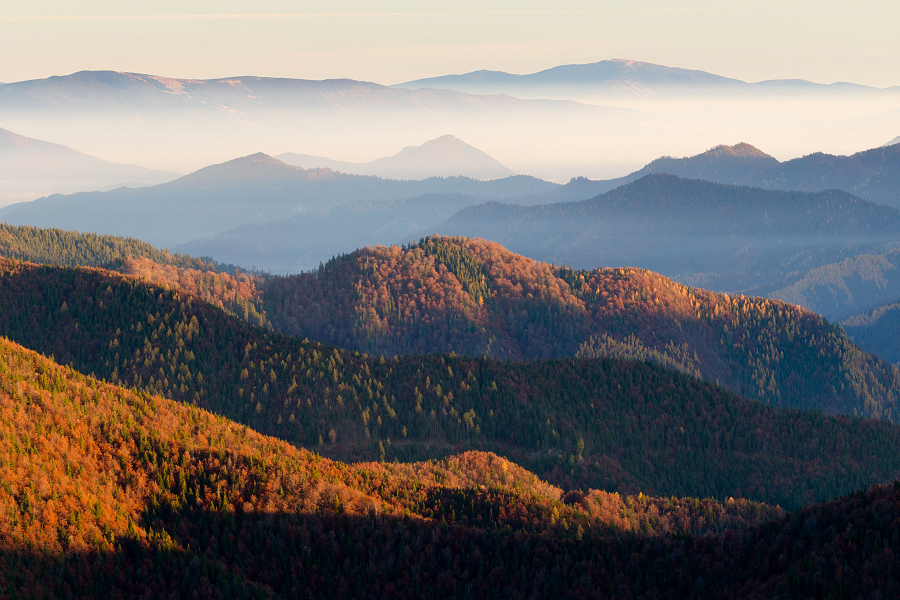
0 223 208 270
430 173 900 291
4 225 899 422
3 335 900 598
5 257 900 509
259 235 900 420
0 223 270 327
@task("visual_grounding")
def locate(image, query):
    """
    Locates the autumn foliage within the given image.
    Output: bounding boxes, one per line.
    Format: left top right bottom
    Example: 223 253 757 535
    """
0 336 898 598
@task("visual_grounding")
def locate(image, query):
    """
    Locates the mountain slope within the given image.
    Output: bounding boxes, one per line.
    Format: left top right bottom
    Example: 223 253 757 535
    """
0 222 208 270
841 302 900 366
5 334 900 597
260 235 900 419
175 192 486 273
0 153 556 249
0 126 178 205
761 248 900 320
10 224 900 422
10 226 899 423
4 257 900 507
431 173 900 291
277 134 515 180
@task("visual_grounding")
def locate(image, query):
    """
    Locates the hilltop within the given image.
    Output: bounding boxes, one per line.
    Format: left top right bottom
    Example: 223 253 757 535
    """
259 235 900 419
277 134 515 180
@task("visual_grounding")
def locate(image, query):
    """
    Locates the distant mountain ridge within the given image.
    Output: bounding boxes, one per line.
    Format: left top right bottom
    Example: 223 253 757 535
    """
428 173 900 292
276 134 515 180
396 59 900 99
0 126 178 205
518 141 900 207
175 192 486 273
0 152 556 249
0 70 602 116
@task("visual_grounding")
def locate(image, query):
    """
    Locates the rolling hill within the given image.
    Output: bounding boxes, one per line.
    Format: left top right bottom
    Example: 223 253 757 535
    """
429 174 900 292
3 333 900 597
276 134 515 180
257 235 900 419
0 153 556 249
5 226 900 423
4 255 900 507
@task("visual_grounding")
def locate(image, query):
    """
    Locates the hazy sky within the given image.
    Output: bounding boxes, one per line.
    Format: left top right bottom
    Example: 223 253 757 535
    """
2 0 899 87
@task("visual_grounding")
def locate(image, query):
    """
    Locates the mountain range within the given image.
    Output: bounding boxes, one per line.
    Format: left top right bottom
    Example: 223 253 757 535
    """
0 126 178 205
519 141 900 208
396 58 900 100
0 69 625 178
276 134 515 180
427 173 900 291
7 139 900 286
0 70 598 116
0 153 555 249
174 140 900 276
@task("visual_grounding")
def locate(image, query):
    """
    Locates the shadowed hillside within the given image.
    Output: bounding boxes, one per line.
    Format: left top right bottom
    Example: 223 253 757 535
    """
4 256 900 507
1 319 900 597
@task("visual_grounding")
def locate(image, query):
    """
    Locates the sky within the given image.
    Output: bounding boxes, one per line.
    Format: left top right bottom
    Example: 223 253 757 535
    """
2 0 899 87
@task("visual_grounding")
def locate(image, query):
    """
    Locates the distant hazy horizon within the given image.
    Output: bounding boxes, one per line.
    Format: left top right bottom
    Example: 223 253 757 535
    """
1 1 899 89
2 1 899 193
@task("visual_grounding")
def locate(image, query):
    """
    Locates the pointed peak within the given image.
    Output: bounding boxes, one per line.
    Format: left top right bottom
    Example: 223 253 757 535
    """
705 143 775 160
